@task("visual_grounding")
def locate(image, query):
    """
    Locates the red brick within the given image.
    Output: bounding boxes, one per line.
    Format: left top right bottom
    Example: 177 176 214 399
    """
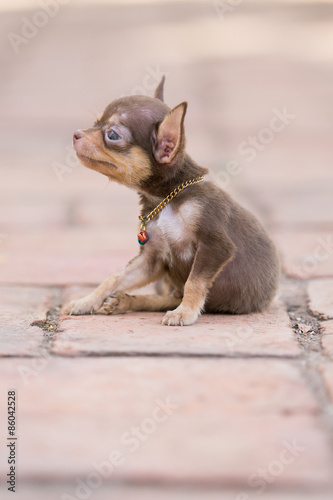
0 201 67 232
0 229 136 285
248 185 333 230
0 358 331 488
74 188 139 227
322 336 333 359
272 231 333 280
54 300 299 357
320 363 333 405
0 286 53 356
321 320 333 335
308 280 333 319
1 485 332 500
321 320 333 358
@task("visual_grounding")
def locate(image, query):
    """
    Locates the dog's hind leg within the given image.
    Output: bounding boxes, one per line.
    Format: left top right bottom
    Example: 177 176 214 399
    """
101 293 181 315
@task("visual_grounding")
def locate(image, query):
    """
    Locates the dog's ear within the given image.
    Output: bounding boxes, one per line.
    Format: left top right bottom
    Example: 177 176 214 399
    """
153 102 187 164
153 75 165 101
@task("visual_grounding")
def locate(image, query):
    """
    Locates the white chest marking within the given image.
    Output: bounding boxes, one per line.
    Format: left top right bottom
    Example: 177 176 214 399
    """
150 200 201 262
157 205 184 242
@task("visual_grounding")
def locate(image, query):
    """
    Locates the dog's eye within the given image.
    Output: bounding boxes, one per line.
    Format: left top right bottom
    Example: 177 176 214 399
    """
107 130 121 141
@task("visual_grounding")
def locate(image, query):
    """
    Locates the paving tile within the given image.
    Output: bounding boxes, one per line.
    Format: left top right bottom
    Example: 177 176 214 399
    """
0 485 332 500
0 229 137 285
322 335 333 359
320 363 333 405
0 199 68 232
0 169 139 231
74 190 140 228
321 320 333 336
307 280 333 319
54 300 300 357
0 286 54 356
321 320 333 358
272 231 333 280
0 357 331 488
248 184 333 230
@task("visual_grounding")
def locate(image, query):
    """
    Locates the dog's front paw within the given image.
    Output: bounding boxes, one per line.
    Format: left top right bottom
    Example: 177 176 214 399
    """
101 293 131 315
162 305 199 326
62 295 101 316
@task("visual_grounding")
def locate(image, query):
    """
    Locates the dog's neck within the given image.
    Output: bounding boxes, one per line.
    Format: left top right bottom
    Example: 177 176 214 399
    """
138 154 208 205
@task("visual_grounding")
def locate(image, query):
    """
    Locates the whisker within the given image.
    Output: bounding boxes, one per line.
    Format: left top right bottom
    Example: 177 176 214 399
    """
87 106 102 122
97 177 110 193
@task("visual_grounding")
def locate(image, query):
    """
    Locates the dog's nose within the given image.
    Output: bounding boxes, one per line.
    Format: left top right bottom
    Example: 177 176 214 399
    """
73 130 83 142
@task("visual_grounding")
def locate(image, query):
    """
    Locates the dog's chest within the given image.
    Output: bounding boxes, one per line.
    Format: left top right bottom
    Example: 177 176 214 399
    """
148 200 200 262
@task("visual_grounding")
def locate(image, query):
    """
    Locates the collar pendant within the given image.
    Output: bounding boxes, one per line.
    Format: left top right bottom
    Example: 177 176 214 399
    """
137 175 204 245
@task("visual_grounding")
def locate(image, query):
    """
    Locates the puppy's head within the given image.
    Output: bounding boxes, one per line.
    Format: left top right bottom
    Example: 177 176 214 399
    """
73 77 188 189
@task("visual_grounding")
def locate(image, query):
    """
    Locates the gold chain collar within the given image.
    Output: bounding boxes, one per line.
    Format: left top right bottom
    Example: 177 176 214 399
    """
137 175 204 245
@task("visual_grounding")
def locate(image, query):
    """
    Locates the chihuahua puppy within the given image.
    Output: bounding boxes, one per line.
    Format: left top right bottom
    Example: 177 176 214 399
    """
63 77 280 326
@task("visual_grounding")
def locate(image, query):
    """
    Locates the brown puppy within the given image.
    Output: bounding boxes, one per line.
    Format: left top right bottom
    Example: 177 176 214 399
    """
63 77 280 326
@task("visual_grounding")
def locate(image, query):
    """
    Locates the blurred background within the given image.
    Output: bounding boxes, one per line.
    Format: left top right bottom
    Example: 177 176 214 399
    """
1 1 333 499
1 0 332 284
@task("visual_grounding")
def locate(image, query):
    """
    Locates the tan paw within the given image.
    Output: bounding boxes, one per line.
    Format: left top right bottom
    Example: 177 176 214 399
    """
162 305 199 326
62 295 102 316
101 293 131 315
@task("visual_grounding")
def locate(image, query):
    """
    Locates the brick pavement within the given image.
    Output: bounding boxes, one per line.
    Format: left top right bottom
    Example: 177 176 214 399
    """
0 1 333 499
